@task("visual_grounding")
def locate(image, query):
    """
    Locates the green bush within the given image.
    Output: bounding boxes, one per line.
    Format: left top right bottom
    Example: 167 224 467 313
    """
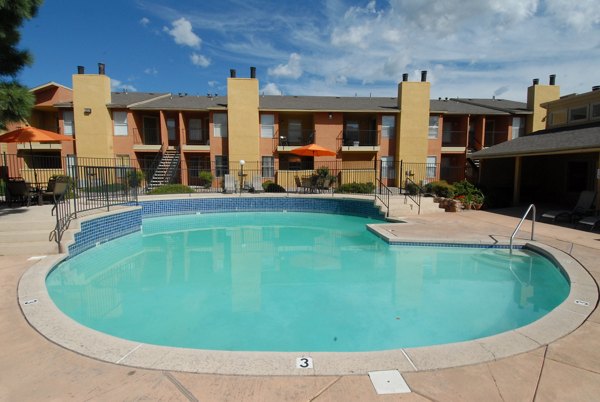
148 184 194 194
262 180 286 193
336 182 375 194
198 171 213 189
127 170 144 188
423 180 455 198
453 180 484 207
405 181 421 195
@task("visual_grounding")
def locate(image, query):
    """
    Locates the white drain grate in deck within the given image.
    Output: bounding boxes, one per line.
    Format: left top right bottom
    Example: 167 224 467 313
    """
368 370 411 394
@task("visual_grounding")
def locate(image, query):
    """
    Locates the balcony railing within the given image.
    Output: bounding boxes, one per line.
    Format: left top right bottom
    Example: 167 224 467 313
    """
133 128 161 146
441 130 467 147
340 130 379 147
483 131 507 147
182 129 210 146
277 129 314 147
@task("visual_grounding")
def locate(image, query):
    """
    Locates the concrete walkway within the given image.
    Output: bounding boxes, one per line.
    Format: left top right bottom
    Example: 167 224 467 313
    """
1 200 599 401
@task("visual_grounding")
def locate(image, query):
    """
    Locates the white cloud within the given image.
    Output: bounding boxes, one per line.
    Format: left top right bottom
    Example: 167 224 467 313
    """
144 67 158 75
208 80 218 87
261 83 282 95
268 53 303 79
545 0 600 30
190 53 210 67
164 17 201 48
111 79 136 92
139 17 150 26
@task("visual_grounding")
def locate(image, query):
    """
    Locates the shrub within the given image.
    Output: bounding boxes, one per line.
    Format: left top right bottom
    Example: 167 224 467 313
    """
198 171 213 189
127 170 144 188
336 182 375 194
453 180 485 208
423 180 455 198
405 181 421 195
149 184 194 194
262 180 286 193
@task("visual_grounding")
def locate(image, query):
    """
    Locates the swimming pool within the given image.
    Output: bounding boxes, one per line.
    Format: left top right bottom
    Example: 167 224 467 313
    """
46 211 570 352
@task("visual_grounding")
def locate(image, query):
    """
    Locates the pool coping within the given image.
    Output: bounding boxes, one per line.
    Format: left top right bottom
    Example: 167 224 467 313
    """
18 206 599 376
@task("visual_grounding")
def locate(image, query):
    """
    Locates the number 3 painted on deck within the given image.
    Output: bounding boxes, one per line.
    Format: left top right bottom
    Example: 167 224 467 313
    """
296 357 313 369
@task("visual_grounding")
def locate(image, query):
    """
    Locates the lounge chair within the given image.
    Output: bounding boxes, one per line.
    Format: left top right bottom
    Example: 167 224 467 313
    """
295 176 312 193
541 191 597 222
223 174 236 193
6 179 33 207
577 215 600 231
41 177 57 203
251 176 263 192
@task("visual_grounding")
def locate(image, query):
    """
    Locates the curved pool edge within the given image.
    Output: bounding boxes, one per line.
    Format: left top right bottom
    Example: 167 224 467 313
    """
17 207 599 376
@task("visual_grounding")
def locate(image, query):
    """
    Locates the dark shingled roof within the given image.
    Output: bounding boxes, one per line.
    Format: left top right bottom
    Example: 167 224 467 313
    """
430 98 529 115
109 92 169 108
259 95 399 111
471 122 600 159
128 95 227 110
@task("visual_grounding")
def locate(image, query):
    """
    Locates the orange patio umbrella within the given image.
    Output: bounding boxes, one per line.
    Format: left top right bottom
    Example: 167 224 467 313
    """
289 143 336 157
0 126 74 183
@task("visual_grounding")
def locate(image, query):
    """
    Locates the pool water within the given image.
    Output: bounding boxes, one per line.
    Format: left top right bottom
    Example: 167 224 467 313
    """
47 212 570 352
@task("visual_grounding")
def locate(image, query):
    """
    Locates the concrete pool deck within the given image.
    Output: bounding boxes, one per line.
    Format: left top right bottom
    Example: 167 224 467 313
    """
2 197 600 401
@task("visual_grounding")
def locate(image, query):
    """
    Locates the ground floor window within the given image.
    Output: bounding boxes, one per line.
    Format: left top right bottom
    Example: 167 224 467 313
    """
426 156 437 178
380 156 395 179
215 155 229 177
262 156 275 177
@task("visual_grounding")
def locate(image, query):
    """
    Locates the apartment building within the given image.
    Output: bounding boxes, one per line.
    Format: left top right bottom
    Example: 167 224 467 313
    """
3 65 555 189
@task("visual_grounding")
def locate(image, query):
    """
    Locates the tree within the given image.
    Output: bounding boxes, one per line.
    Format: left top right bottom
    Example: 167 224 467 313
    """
0 0 43 130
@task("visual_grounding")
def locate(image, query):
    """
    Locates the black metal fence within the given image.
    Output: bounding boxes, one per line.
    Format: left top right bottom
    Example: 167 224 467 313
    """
1 152 474 201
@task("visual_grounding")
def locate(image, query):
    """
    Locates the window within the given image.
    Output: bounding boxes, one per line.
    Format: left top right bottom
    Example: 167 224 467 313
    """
511 117 524 139
189 118 202 141
167 118 177 141
112 111 127 136
215 155 229 177
569 106 588 122
428 116 439 139
213 113 228 137
63 110 74 135
592 103 600 120
380 156 395 179
288 120 302 145
442 121 453 143
116 154 130 178
345 121 359 145
262 156 275 177
426 156 437 178
260 114 275 138
381 116 395 138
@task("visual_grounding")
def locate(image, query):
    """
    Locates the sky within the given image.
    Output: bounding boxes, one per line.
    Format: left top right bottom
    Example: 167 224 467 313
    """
18 0 600 102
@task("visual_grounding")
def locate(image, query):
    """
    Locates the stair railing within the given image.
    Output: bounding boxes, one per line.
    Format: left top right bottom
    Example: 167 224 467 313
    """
146 142 165 191
165 147 181 184
375 178 391 218
404 176 422 215
509 204 536 255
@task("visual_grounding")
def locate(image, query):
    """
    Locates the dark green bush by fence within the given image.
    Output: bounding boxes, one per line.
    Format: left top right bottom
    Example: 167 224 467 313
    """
336 182 375 194
148 184 194 194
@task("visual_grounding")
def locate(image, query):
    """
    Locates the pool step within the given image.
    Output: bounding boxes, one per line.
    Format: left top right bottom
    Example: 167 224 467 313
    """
377 196 446 217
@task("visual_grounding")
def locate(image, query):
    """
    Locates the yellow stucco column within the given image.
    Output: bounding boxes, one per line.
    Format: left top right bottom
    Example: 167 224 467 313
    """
526 83 560 134
227 77 260 168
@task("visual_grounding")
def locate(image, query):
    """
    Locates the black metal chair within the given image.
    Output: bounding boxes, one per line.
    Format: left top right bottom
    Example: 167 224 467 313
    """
6 179 34 207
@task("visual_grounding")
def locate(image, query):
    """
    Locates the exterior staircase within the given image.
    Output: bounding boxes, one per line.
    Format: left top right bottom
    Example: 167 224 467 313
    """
147 149 181 191
375 194 447 218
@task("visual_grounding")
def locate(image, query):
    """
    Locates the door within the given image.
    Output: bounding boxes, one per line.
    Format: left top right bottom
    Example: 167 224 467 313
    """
143 116 159 145
288 120 302 145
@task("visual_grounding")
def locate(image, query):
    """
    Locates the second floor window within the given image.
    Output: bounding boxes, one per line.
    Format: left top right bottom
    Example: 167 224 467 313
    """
381 116 395 138
569 106 588 122
428 116 439 139
189 119 202 141
113 111 128 136
63 110 74 135
260 114 275 138
167 118 177 141
213 113 228 137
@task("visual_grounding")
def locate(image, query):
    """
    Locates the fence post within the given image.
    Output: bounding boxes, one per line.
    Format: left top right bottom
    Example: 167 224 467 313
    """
104 167 110 211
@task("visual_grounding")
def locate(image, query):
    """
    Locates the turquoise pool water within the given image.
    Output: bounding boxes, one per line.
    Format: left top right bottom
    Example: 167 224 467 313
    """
47 212 570 352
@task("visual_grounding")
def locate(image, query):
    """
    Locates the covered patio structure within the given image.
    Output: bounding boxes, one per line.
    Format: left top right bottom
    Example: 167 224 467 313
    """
472 122 600 210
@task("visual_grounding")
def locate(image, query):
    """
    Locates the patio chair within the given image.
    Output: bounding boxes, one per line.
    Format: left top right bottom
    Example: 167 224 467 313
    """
5 179 33 207
295 176 312 193
223 174 236 193
251 176 264 192
41 177 57 203
48 177 70 215
576 215 600 231
541 190 597 223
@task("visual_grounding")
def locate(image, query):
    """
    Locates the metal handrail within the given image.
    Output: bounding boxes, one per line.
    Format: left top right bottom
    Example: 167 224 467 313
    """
404 176 422 215
375 178 392 218
510 204 536 255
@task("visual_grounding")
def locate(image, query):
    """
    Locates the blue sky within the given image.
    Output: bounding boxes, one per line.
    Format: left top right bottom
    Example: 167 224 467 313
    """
18 0 600 101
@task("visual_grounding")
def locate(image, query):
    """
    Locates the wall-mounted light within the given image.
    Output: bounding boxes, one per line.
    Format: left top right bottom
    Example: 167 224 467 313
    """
328 113 333 120
84 108 92 115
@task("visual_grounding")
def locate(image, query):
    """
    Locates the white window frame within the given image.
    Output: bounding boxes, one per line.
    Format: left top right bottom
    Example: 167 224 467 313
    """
381 116 395 139
262 156 275 177
426 156 437 178
63 110 74 135
213 113 228 138
380 156 395 179
260 114 275 138
569 106 588 122
428 116 439 139
113 111 128 136
511 117 524 139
